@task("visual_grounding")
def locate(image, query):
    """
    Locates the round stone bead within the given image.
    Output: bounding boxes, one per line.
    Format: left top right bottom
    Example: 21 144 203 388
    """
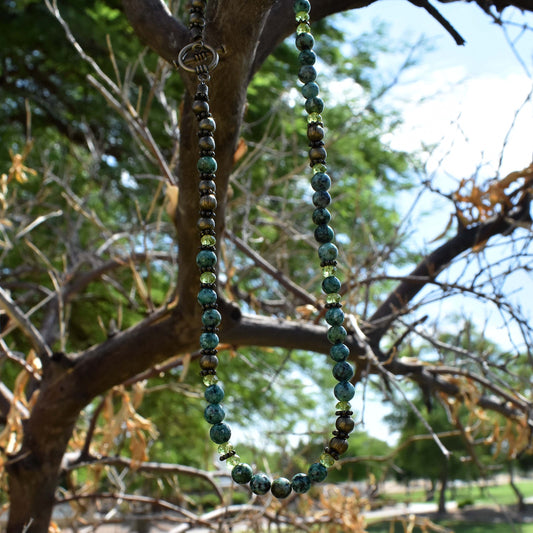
298 49 316 65
327 325 347 344
291 473 311 494
198 288 217 306
309 145 327 161
295 32 314 51
196 250 217 268
250 473 271 495
199 180 216 194
293 0 311 12
271 477 292 499
199 354 218 370
298 65 317 84
202 308 222 327
204 403 225 424
329 437 349 456
308 462 328 483
330 343 349 362
302 82 319 99
333 361 354 382
325 307 344 326
318 243 338 262
198 156 217 173
192 99 209 115
314 225 334 243
200 271 217 284
322 276 341 294
305 97 324 114
311 172 331 191
312 208 331 225
199 194 217 211
199 136 216 151
334 381 355 402
307 122 324 142
231 463 253 484
200 332 219 350
312 190 331 208
209 423 231 444
336 416 355 434
199 117 216 132
198 217 215 231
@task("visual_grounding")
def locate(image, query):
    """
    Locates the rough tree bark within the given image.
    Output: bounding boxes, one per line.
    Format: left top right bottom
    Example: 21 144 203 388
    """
4 0 533 530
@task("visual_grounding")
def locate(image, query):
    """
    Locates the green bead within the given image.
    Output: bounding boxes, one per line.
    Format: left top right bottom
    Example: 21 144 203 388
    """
291 473 311 493
312 208 331 225
201 234 216 247
231 463 253 484
217 442 233 455
308 462 328 482
302 82 319 98
198 288 217 306
204 403 225 424
321 265 337 277
206 384 224 404
226 454 241 467
196 250 217 268
298 65 317 83
250 473 271 495
312 163 328 174
200 332 219 350
326 293 341 304
296 22 311 34
311 172 331 191
333 361 354 382
335 401 351 411
305 97 324 114
295 32 314 51
325 307 344 325
298 49 315 65
330 343 350 362
295 11 310 22
203 374 219 386
314 224 334 243
307 112 322 124
197 156 217 173
322 276 341 294
209 422 231 444
313 190 331 207
271 477 292 499
334 381 355 402
318 242 338 261
327 325 347 344
202 308 222 327
293 0 311 13
200 271 217 284
319 452 336 468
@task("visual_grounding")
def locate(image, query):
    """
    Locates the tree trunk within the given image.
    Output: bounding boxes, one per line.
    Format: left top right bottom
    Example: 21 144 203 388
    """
437 459 449 514
508 461 525 513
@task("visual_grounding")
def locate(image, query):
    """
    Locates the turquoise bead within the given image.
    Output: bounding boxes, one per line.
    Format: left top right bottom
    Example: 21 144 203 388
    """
298 50 316 65
198 288 217 306
205 384 224 404
318 243 338 261
271 477 292 499
334 381 355 402
308 462 328 482
200 332 219 350
202 308 221 327
311 172 331 191
197 156 217 173
302 82 319 98
250 473 271 495
322 276 341 294
312 208 331 225
305 97 324 114
231 463 253 484
291 473 311 493
327 325 347 344
196 250 217 268
312 190 331 207
325 307 344 326
330 343 350 362
293 0 311 12
209 422 231 444
298 65 317 83
204 403 225 424
314 224 334 243
295 32 314 51
333 361 354 382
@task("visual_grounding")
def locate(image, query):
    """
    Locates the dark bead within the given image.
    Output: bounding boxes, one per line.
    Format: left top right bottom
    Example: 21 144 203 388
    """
196 82 208 96
307 123 324 142
199 117 216 132
209 422 231 444
302 82 319 99
202 308 221 327
312 190 331 208
204 403 225 424
205 384 224 404
298 65 317 84
199 194 217 211
189 26 203 41
293 0 311 12
334 381 355 402
198 217 215 231
200 354 219 370
231 463 253 484
199 180 216 193
329 437 349 455
333 361 354 382
200 332 219 350
298 49 316 65
314 224 334 243
271 477 292 499
196 250 217 268
308 462 328 483
189 11 204 25
291 473 311 493
192 99 209 115
325 307 344 326
322 276 341 294
309 145 327 161
312 208 331 225
336 416 355 434
250 473 271 495
295 32 314 51
311 172 331 191
330 343 349 362
199 136 216 151
197 156 217 173
191 0 207 8
327 325 347 344
198 288 217 306
318 243 338 261
305 97 324 114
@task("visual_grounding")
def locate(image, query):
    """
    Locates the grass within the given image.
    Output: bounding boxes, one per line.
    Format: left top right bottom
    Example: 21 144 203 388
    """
367 522 533 532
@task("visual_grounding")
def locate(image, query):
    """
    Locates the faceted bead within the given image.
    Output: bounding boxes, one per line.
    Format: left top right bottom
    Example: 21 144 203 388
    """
198 288 217 306
291 473 311 494
307 122 324 142
322 276 341 294
325 307 344 326
321 265 337 277
202 374 219 386
200 332 219 350
226 454 241 467
198 156 217 173
250 473 271 495
231 463 253 484
334 381 355 402
200 271 217 284
196 250 217 268
192 99 209 115
308 462 328 482
314 225 334 243
199 180 216 193
326 293 341 305
296 22 311 34
201 234 217 247
209 422 231 444
319 452 335 468
198 217 215 231
312 190 331 208
309 145 327 161
295 32 314 51
271 477 292 499
333 361 354 382
293 0 311 13
330 343 350 362
312 163 328 174
199 194 217 211
318 243 338 261
295 11 310 22
204 403 225 424
329 437 349 455
199 354 218 370
335 401 352 411
298 65 317 84
336 416 355 434
302 82 319 99
199 117 216 132
311 172 331 191
217 442 233 455
199 136 216 151
305 97 324 114
312 208 331 225
307 112 322 124
298 50 315 66
202 308 222 326
205 384 224 404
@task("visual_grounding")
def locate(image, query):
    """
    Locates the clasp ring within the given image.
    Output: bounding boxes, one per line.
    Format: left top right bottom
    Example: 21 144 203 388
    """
177 42 219 73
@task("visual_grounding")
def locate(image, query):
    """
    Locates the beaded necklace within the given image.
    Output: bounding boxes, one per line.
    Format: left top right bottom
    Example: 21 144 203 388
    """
181 0 355 499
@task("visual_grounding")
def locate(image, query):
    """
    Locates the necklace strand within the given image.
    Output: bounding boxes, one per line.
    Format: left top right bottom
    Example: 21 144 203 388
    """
188 0 356 499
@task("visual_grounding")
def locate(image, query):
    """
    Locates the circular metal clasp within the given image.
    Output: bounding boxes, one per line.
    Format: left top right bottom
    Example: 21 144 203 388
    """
178 42 219 74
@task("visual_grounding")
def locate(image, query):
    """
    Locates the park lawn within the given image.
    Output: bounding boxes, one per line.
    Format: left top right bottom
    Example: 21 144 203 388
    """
367 522 533 532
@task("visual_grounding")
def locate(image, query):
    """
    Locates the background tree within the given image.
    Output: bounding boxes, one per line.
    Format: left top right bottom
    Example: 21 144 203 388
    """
1 1 533 532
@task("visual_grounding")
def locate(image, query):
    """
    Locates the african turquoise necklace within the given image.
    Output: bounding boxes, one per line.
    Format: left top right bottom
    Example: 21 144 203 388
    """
181 0 355 498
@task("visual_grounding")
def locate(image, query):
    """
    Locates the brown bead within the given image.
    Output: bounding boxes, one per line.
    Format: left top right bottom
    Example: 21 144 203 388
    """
199 136 215 151
199 180 216 193
199 194 217 211
336 416 355 434
307 123 324 142
199 117 216 132
309 146 327 161
192 100 209 116
329 437 348 455
191 0 207 7
200 354 219 370
198 217 215 231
